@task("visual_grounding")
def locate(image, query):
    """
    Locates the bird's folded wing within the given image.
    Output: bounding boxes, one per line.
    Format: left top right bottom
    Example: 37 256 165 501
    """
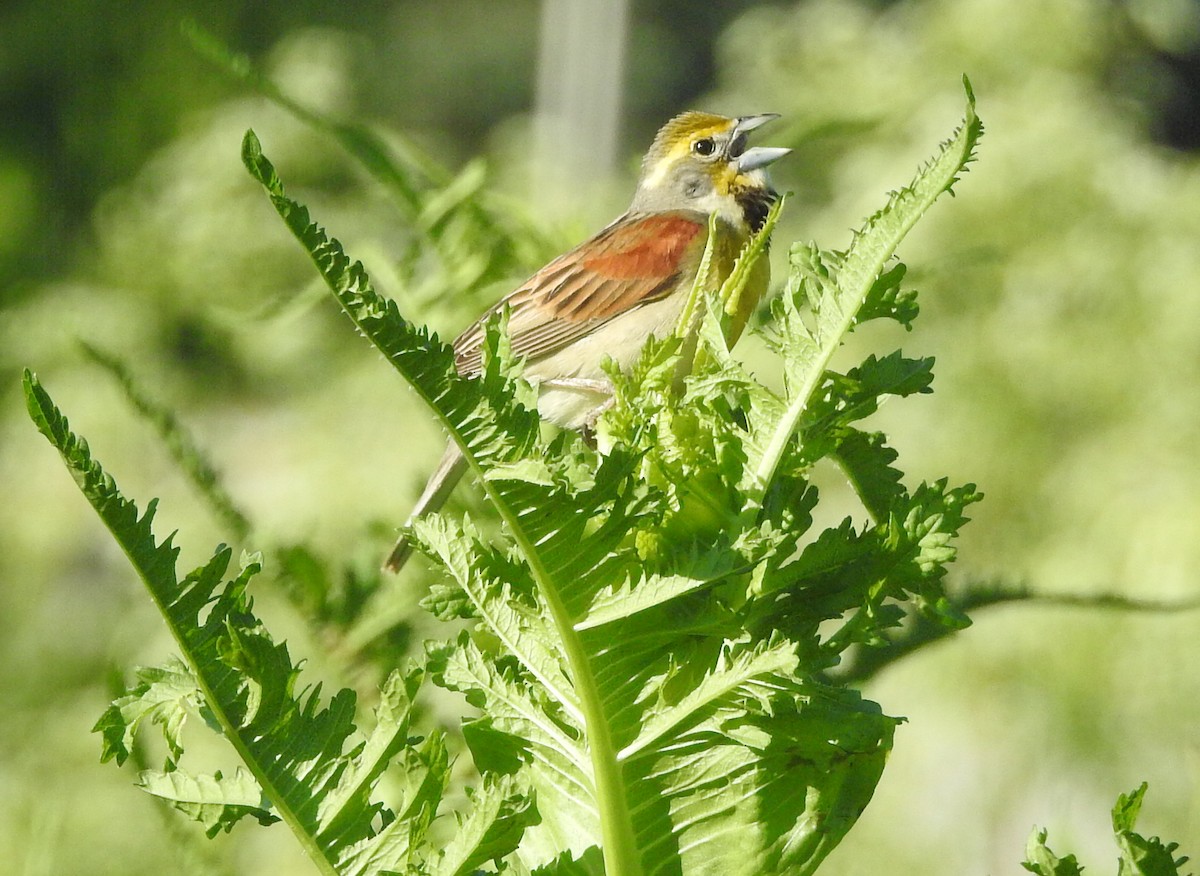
454 210 707 374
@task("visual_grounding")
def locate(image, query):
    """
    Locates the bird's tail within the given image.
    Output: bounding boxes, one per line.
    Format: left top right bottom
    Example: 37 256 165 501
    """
383 442 469 573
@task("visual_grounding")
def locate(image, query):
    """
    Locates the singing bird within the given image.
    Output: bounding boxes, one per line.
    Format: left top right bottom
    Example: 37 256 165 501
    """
385 111 789 571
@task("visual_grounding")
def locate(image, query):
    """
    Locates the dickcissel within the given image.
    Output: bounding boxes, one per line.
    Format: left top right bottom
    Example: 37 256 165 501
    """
385 111 789 571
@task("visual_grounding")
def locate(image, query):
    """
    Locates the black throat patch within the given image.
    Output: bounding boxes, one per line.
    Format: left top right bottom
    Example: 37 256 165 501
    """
736 186 778 234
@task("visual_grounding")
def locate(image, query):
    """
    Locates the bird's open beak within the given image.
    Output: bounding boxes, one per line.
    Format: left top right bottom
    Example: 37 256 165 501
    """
738 146 791 172
732 113 791 173
724 112 792 172
733 113 780 135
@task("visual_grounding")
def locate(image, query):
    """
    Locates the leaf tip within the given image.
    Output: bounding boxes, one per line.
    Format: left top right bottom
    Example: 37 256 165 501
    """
21 368 52 431
241 130 284 197
241 129 262 166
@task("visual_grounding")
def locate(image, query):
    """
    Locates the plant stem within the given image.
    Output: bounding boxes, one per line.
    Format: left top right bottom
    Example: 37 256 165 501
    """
478 473 643 875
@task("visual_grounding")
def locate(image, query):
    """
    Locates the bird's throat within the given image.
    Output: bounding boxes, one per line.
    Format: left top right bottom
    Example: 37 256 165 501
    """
736 186 778 234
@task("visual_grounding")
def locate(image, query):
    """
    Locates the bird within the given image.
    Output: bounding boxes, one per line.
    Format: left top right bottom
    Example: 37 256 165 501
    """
385 111 790 572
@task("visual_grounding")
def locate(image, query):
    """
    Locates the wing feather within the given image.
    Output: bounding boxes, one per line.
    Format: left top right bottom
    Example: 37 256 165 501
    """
454 211 706 374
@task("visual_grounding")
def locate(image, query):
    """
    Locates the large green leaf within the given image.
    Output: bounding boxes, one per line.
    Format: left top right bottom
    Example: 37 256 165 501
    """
240 77 981 875
24 371 533 875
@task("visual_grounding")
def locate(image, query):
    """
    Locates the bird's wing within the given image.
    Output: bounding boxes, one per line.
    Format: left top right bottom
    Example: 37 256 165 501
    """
453 210 707 374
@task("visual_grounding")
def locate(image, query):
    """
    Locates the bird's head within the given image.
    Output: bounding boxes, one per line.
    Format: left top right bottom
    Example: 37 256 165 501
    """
631 111 790 232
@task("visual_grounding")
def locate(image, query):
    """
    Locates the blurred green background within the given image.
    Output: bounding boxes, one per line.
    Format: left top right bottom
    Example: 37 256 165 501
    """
3 0 1198 873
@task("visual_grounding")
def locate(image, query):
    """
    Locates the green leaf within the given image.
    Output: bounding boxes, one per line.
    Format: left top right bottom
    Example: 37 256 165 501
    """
1113 784 1192 876
1025 784 1192 876
95 658 200 766
245 138 655 868
1023 827 1085 876
857 262 919 329
617 635 800 762
751 78 982 496
22 370 479 876
831 430 905 519
431 774 540 876
138 767 279 838
1113 782 1149 834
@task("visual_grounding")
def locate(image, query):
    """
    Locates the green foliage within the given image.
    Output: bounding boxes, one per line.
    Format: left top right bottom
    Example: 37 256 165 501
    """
80 341 252 542
1023 784 1192 876
25 370 534 875
76 341 400 645
185 19 558 324
26 78 991 874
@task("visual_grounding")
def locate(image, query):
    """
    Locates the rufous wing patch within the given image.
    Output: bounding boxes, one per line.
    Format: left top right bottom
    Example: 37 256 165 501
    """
454 211 706 373
579 214 705 280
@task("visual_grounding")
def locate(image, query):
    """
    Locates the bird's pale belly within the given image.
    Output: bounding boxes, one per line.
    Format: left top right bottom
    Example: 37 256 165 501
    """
522 290 689 429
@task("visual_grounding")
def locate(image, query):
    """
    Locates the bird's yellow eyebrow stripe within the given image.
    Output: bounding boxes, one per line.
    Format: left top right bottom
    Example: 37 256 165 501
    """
664 123 730 159
642 121 734 189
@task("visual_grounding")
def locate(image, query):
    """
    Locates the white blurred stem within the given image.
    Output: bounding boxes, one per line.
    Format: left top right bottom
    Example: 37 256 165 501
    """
534 0 630 202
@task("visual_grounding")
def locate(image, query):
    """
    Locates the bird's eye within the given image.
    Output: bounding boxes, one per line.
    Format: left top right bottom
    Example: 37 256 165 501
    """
692 137 716 156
